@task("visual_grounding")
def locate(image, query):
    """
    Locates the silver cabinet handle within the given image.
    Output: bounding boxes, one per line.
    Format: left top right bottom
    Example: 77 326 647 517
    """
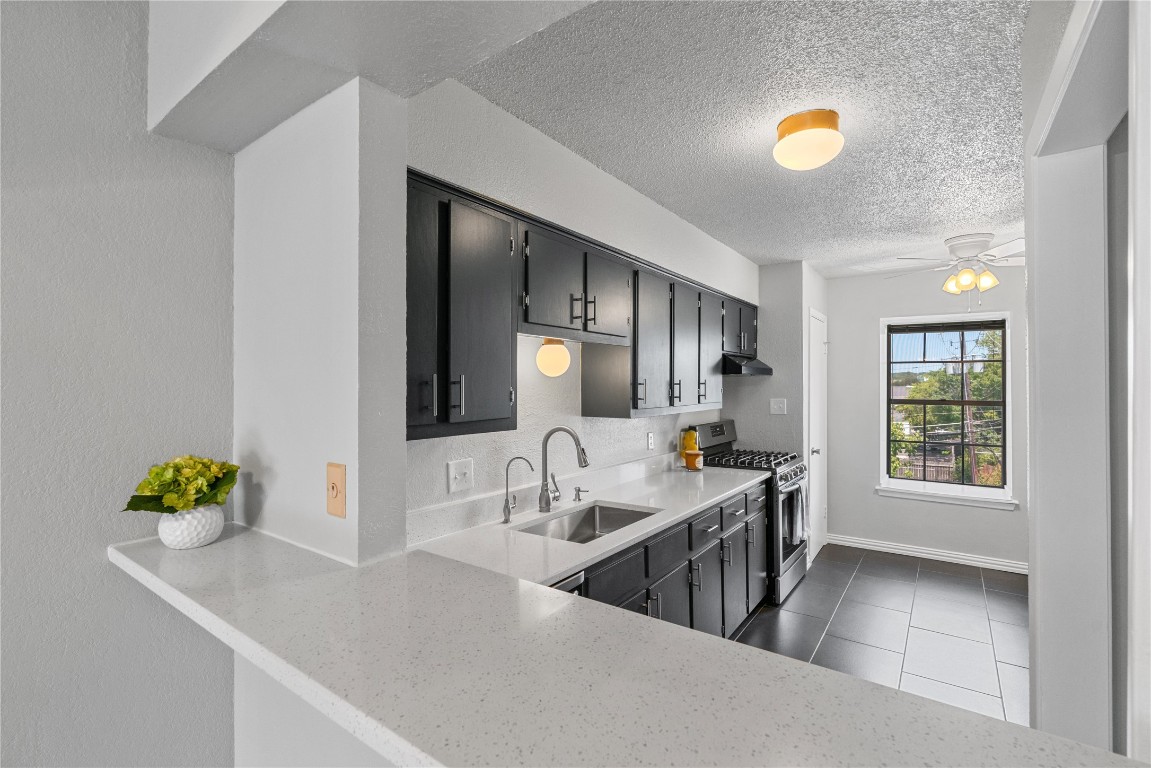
731 508 746 516
672 380 682 402
721 541 732 565
700 524 719 534
654 592 663 620
748 526 755 546
432 373 438 418
450 375 466 415
570 293 584 324
692 562 702 591
753 495 767 503
586 296 597 325
699 380 707 399
637 378 648 403
811 447 822 455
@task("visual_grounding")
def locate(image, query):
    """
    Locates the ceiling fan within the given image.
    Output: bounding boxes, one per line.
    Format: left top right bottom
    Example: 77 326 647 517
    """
885 233 1025 294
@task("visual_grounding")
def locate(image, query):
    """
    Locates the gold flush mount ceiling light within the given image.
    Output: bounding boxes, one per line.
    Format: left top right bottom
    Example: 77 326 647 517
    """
773 109 844 171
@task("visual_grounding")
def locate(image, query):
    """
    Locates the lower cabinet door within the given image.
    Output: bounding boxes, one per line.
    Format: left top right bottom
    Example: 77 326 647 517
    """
690 540 724 636
617 588 652 615
747 512 768 611
648 561 691 628
722 525 749 637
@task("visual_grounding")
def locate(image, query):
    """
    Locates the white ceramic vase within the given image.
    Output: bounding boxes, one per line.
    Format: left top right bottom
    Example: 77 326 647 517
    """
157 505 224 550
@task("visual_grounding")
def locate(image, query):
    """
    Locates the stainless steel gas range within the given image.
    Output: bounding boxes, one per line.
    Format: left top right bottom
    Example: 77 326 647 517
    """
693 419 809 603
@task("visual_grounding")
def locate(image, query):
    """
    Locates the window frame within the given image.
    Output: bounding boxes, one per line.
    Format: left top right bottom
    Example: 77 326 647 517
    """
876 312 1018 510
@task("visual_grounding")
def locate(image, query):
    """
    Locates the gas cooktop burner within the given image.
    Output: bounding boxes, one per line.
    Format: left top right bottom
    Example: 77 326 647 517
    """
704 449 799 470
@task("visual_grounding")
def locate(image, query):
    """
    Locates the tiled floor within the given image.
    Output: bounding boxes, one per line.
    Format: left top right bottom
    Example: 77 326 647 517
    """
734 544 1029 724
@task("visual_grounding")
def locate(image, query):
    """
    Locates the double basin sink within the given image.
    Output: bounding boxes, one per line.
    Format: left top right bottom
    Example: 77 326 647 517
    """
515 503 659 544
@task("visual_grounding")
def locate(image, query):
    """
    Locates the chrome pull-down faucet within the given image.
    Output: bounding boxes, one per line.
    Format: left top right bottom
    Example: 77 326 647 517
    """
539 426 590 512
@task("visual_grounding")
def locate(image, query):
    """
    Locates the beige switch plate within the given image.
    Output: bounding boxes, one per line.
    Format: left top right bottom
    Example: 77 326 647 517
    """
326 462 346 518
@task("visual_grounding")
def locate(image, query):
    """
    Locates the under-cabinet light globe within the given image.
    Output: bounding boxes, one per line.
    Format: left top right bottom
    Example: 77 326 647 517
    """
536 338 570 377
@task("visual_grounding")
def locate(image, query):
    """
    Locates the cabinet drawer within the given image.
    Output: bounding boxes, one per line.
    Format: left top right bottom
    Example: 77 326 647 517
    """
690 509 722 550
586 548 646 605
646 523 689 578
721 494 748 530
749 484 769 512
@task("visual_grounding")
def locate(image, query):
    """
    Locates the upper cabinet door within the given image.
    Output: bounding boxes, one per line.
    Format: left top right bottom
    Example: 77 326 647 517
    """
406 185 444 427
584 249 632 338
634 270 671 409
722 300 742 353
523 226 585 332
671 282 700 406
740 304 758 355
699 291 723 404
448 201 515 423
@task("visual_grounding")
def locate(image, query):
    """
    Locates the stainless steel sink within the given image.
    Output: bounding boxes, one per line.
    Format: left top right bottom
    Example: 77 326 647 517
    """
516 504 658 544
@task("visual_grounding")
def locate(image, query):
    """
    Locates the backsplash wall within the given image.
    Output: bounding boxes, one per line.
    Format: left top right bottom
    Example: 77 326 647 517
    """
406 335 718 541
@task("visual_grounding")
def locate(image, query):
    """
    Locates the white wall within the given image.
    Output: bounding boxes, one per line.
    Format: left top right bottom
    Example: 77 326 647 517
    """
408 79 759 304
234 78 408 565
147 0 282 129
1021 0 1075 140
721 262 827 453
1 3 234 764
823 267 1029 565
234 654 389 767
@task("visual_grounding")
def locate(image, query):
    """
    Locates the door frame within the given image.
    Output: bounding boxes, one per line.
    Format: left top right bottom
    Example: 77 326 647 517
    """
806 308 828 559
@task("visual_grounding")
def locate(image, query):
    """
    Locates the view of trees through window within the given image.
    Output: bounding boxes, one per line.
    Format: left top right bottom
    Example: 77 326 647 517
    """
887 320 1006 488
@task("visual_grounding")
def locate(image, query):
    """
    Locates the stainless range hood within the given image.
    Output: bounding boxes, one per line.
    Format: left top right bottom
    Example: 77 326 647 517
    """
722 353 774 376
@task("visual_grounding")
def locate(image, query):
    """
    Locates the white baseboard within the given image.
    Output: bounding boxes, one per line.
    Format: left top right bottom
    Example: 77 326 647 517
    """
824 533 1028 574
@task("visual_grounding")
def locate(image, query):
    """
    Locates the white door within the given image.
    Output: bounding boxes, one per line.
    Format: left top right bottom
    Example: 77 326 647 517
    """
808 311 828 558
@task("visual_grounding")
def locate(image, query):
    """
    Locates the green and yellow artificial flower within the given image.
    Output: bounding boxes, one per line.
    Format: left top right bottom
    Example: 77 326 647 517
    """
125 455 239 513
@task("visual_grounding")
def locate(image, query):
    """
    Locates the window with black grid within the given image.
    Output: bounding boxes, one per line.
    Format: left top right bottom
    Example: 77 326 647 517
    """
887 320 1006 488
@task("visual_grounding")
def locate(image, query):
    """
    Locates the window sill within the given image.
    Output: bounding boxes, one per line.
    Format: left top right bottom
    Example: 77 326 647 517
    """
874 484 1019 511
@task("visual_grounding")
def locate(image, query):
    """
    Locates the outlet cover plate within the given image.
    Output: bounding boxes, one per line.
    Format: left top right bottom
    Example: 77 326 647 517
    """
769 398 788 415
647 432 655 450
326 462 346 518
447 458 473 493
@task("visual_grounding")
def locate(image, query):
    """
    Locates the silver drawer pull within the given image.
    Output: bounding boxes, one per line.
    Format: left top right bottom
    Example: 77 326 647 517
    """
700 524 719 533
730 508 746 516
753 495 767 503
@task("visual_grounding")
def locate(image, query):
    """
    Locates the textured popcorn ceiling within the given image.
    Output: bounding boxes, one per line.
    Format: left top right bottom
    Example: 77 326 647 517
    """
458 1 1027 277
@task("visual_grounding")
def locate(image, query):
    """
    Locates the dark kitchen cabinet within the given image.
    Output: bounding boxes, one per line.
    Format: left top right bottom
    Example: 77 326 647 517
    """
618 588 653 615
648 561 692 628
723 300 757 355
747 511 768 611
671 282 700 407
406 182 517 440
522 225 584 332
699 291 724 404
634 270 671 410
584 249 632 339
722 525 750 637
690 539 724 637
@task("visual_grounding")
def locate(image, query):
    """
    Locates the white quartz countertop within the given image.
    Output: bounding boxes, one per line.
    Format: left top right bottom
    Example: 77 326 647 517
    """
417 466 771 585
110 524 1139 767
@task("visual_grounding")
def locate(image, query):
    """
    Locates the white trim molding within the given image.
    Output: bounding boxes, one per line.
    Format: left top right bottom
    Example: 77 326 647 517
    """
826 533 1028 575
874 484 1019 511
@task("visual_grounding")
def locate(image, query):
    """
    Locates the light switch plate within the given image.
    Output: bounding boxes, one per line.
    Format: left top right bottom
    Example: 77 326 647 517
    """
326 462 346 518
769 398 788 415
647 432 655 450
447 458 473 493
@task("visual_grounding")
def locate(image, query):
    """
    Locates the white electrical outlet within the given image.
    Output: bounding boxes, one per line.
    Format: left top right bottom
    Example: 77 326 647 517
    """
447 458 473 493
647 432 655 450
769 398 788 415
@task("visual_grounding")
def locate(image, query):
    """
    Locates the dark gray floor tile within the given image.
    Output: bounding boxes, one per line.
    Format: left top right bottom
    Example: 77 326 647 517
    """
844 573 916 613
904 627 1001 696
916 570 986 607
805 560 857 590
780 578 846 620
736 606 828 662
815 543 866 566
986 589 1029 627
990 620 1029 668
919 558 983 580
857 553 919 583
900 673 1005 720
827 599 910 652
812 635 903 688
983 569 1028 596
998 662 1030 725
911 594 992 643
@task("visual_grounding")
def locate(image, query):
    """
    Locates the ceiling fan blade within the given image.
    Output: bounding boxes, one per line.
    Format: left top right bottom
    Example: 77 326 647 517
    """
896 257 950 262
883 265 952 279
979 237 1025 260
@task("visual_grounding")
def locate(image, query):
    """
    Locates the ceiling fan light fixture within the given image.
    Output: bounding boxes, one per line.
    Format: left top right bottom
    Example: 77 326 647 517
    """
942 274 962 295
773 109 843 171
956 267 978 291
977 269 1000 292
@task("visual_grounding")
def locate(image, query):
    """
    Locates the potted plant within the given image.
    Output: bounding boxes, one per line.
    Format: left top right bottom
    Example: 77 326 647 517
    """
124 456 239 549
